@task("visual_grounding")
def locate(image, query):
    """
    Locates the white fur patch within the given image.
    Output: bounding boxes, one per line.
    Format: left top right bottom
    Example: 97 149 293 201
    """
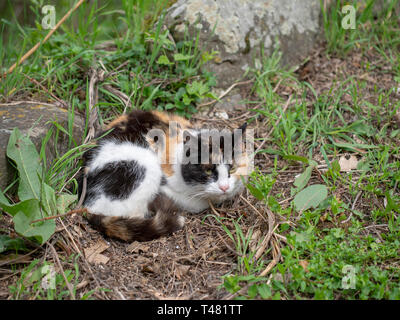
87 141 162 218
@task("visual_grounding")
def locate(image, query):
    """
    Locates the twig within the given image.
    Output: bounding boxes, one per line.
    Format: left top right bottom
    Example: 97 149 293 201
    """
364 224 388 229
341 190 362 224
254 207 276 261
217 233 243 257
259 237 281 277
197 79 254 109
58 218 109 300
273 232 288 243
208 200 221 217
1 0 86 78
49 243 76 300
278 197 293 204
0 246 42 267
0 101 57 107
222 236 280 300
102 84 132 109
22 73 68 108
30 208 88 224
114 288 127 300
239 195 267 223
84 68 104 143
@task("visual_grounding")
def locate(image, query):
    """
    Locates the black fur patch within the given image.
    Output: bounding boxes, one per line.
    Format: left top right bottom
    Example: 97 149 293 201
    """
87 213 107 235
180 131 219 185
181 163 213 185
105 110 168 145
160 176 167 186
79 111 170 205
84 160 146 203
180 125 246 186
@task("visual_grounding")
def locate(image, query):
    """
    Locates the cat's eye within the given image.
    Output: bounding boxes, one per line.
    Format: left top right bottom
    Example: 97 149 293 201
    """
206 169 213 175
229 166 236 174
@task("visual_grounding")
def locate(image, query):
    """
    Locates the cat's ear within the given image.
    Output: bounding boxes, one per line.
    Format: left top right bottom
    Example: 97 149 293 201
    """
232 122 247 142
238 122 247 133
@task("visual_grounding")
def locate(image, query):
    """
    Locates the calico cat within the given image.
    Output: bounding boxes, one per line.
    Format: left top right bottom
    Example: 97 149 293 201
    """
79 110 250 242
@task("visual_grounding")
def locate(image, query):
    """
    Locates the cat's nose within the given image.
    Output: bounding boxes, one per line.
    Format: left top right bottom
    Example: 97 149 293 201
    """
219 184 229 193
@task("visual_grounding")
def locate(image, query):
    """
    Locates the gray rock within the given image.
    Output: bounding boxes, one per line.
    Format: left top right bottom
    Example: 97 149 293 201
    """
215 93 245 112
165 0 321 87
0 103 85 191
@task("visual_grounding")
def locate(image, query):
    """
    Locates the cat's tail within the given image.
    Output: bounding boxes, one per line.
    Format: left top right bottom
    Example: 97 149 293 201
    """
85 194 185 242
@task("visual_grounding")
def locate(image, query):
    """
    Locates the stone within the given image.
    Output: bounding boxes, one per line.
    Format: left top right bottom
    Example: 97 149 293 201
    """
165 0 321 87
214 93 245 112
0 103 85 190
215 111 229 120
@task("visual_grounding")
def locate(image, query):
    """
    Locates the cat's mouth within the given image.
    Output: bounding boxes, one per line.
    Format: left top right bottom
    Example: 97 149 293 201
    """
206 188 237 201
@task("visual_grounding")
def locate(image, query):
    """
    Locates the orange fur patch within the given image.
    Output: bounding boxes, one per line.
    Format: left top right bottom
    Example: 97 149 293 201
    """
107 114 128 129
106 111 194 177
150 111 192 177
161 129 180 177
232 152 251 178
151 111 192 129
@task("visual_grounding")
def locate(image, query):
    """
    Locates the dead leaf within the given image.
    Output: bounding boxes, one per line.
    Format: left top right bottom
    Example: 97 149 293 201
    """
175 265 190 280
0 253 32 266
76 279 89 290
299 260 309 272
185 230 195 250
320 212 328 222
249 229 261 252
298 62 313 81
338 155 358 172
84 240 110 265
126 241 150 254
148 289 189 300
72 225 83 238
142 264 159 274
56 240 72 256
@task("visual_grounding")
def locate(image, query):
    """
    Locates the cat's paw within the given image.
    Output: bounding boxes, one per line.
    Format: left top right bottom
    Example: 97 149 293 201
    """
177 215 185 229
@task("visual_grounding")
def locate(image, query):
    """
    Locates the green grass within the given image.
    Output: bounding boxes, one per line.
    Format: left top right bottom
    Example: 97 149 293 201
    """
8 254 103 300
321 0 400 56
0 0 216 118
215 0 400 300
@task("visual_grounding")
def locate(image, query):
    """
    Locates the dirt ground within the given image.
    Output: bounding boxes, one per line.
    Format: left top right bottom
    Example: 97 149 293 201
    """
1 42 398 300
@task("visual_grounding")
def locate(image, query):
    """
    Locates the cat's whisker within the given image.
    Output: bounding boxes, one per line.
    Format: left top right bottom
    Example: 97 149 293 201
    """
186 192 208 201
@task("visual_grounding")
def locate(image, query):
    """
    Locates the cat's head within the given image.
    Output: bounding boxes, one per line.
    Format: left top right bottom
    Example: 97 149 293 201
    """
179 124 251 202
